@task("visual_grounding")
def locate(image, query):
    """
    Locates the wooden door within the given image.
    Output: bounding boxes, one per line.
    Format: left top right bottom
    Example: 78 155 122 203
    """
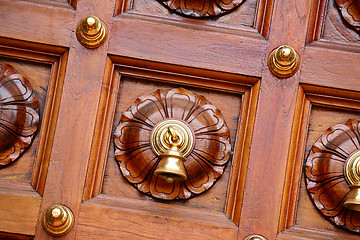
0 0 359 239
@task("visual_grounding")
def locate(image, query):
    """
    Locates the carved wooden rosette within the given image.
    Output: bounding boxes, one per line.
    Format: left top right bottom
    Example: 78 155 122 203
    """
336 0 360 32
305 119 360 233
114 88 231 200
156 0 246 18
0 64 39 168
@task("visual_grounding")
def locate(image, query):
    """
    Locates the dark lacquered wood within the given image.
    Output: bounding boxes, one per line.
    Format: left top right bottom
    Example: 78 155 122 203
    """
305 119 360 233
0 64 39 168
114 88 231 200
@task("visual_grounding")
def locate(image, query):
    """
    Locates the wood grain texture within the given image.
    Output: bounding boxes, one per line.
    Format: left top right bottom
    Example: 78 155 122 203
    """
30 52 68 196
109 16 266 77
225 80 260 226
0 0 75 47
0 64 39 168
0 181 41 236
277 226 360 240
305 0 329 44
253 0 275 39
237 0 313 238
33 0 116 239
278 86 312 232
76 195 238 240
114 88 231 200
301 42 360 93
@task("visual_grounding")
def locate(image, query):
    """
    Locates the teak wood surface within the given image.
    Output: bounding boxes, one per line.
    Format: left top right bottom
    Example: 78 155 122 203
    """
0 0 359 239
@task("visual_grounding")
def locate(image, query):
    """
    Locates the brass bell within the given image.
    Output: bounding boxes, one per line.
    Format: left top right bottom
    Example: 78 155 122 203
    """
344 181 360 211
154 127 187 183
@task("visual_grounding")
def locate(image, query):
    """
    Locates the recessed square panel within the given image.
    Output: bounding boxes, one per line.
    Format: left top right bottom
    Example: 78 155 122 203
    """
0 58 50 183
102 74 241 212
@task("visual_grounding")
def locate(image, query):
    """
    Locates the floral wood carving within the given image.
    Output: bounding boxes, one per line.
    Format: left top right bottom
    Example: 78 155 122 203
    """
336 0 360 32
0 64 39 168
114 88 231 200
156 0 246 18
305 119 360 233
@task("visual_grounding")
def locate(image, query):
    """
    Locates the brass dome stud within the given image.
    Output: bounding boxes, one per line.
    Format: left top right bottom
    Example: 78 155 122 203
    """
76 15 108 49
42 204 74 236
267 45 299 78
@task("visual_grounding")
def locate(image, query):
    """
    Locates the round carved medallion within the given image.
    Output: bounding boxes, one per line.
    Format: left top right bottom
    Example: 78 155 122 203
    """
0 64 39 168
305 119 360 233
156 0 246 18
114 88 231 200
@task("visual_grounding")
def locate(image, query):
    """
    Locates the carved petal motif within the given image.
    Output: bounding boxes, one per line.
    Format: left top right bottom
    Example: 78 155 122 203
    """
157 0 246 18
114 88 231 200
0 64 40 168
305 119 360 233
336 0 360 31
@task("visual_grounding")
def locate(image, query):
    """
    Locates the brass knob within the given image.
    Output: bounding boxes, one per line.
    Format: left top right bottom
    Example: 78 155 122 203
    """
244 235 267 240
42 204 74 236
267 45 299 78
344 150 360 211
76 15 108 48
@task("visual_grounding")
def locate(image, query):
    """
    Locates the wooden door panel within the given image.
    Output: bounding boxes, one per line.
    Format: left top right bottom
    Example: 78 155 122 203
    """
0 0 75 47
78 56 260 238
0 0 359 239
278 85 360 239
102 75 242 210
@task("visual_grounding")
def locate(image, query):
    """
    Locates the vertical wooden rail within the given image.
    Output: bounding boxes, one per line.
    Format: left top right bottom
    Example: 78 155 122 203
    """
238 0 313 239
34 0 116 239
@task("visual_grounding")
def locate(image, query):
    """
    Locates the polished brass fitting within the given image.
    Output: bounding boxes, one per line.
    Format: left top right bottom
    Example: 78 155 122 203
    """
42 204 74 236
268 45 299 78
76 15 107 48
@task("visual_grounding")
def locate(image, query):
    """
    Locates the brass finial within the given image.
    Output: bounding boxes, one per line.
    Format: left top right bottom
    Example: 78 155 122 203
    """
268 45 299 78
76 15 108 48
42 204 74 236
